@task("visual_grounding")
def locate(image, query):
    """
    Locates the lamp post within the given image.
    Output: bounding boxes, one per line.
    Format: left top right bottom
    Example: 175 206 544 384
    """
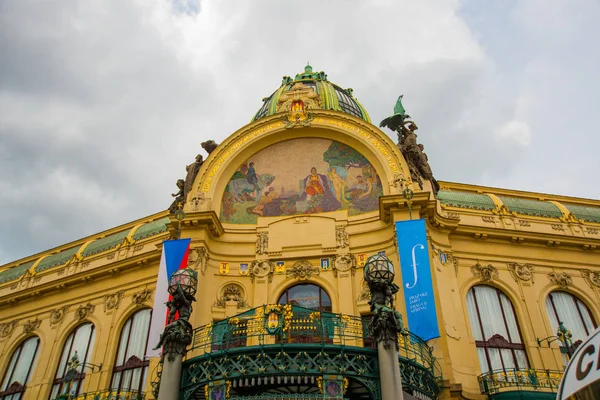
537 321 576 361
155 268 198 400
364 254 405 400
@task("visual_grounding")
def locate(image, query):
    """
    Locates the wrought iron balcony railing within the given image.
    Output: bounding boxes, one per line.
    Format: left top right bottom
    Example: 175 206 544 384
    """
54 389 145 400
478 368 563 395
190 304 442 378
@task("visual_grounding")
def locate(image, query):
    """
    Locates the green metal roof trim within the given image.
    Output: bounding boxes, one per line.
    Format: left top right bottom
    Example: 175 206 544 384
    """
252 64 371 123
82 229 130 257
35 245 81 273
436 190 496 211
563 203 600 223
132 216 170 241
0 261 35 284
498 196 563 218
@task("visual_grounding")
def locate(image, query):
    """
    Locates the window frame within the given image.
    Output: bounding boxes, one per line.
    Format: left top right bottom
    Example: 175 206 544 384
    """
0 336 40 400
110 308 152 395
468 285 529 373
277 283 332 312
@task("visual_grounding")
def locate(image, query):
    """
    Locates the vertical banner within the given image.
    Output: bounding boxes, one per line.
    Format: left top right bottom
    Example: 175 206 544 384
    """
395 219 440 341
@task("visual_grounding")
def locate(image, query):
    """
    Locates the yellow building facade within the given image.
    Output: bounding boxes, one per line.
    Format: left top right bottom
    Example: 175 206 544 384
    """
1 66 599 400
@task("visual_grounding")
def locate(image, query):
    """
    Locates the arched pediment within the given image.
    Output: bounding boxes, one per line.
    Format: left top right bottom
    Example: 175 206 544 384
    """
186 111 411 224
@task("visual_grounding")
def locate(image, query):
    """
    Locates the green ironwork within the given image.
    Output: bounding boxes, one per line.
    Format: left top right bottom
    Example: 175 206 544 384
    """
478 368 563 396
183 305 442 400
563 203 600 223
230 395 344 400
53 389 144 399
0 260 34 284
36 245 80 273
497 196 563 218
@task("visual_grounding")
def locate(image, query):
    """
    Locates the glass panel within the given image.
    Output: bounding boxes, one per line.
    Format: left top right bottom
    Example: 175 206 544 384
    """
499 294 521 343
546 292 594 343
500 348 515 369
477 347 489 373
121 370 133 391
116 319 131 366
514 350 529 369
487 348 503 370
56 334 74 377
8 337 39 389
287 284 320 309
1 346 20 390
474 286 509 341
576 299 596 335
466 290 483 341
140 367 148 393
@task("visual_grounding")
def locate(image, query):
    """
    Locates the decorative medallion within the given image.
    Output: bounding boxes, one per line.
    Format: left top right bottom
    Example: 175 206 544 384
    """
239 263 249 276
581 269 600 288
104 290 125 313
132 289 153 305
333 254 356 277
275 261 286 275
188 247 209 275
507 263 534 283
286 260 320 280
335 226 349 248
50 305 69 325
471 263 498 282
439 252 448 265
266 312 280 334
250 260 274 283
214 284 247 309
548 272 572 288
75 303 95 321
256 232 268 255
0 321 17 340
219 262 230 275
23 319 41 334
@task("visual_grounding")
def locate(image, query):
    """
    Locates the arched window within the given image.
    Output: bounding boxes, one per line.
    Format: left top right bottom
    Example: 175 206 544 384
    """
0 336 40 399
49 323 96 399
466 285 528 373
111 309 152 395
277 283 332 312
546 291 597 348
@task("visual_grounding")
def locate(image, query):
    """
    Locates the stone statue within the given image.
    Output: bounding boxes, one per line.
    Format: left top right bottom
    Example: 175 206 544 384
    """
184 154 203 200
201 140 218 155
380 96 440 194
367 279 404 350
168 179 185 214
379 95 410 132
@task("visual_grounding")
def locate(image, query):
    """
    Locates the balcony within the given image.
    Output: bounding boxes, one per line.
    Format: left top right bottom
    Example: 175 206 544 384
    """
54 389 145 399
181 305 442 400
478 368 563 400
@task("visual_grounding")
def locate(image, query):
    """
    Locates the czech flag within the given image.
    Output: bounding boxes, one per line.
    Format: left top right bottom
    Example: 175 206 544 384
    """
146 238 191 357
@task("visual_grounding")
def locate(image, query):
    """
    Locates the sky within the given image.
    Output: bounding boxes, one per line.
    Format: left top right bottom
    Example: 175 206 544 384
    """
1 0 599 264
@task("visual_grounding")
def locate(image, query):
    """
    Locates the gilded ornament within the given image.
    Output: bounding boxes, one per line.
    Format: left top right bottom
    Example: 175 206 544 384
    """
0 321 17 340
507 263 534 283
286 260 320 280
581 269 600 288
548 272 572 288
335 226 349 248
104 290 124 312
23 319 41 334
75 303 95 321
50 305 69 325
132 289 153 305
471 263 498 282
256 232 268 255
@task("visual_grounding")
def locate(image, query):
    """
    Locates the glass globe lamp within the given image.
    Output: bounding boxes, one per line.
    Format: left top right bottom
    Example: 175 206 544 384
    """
364 254 395 284
168 269 198 297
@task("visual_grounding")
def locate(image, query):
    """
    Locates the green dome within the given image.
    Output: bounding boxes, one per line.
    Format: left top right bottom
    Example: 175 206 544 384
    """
253 64 371 123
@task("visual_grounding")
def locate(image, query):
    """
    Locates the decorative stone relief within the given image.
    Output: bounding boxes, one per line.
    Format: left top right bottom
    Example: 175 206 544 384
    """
357 281 371 302
507 263 534 283
132 289 153 304
548 272 572 288
0 321 17 340
250 260 274 283
75 303 95 321
481 216 495 223
333 254 356 277
446 212 460 220
586 228 599 235
214 284 247 309
471 263 498 282
551 224 565 231
256 232 268 255
190 190 209 211
286 260 320 280
581 269 600 288
23 319 41 334
335 226 349 248
104 290 125 313
50 306 69 325
518 220 531 227
391 172 409 192
188 247 209 275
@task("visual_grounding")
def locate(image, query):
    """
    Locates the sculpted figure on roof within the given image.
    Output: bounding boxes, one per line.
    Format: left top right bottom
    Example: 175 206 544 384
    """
184 154 203 200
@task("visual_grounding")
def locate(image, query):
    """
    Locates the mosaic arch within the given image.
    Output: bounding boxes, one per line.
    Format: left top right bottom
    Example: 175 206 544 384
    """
220 138 383 224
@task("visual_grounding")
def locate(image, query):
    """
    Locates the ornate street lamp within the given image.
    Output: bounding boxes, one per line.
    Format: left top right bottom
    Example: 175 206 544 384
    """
169 268 198 297
537 321 577 360
363 254 405 400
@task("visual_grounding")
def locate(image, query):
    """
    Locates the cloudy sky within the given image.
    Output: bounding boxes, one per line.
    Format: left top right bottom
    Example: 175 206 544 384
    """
1 0 599 264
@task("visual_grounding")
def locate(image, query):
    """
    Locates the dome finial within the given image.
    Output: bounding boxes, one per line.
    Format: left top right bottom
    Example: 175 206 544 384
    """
305 62 313 73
